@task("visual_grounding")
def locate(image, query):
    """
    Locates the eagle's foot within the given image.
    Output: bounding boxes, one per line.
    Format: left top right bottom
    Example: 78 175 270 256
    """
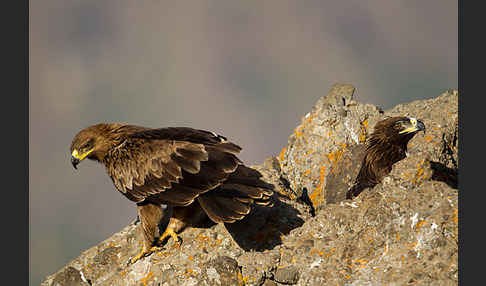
130 245 163 264
157 227 182 248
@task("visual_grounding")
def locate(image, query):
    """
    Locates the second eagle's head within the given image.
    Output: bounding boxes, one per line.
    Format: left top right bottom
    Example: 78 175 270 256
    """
368 116 425 147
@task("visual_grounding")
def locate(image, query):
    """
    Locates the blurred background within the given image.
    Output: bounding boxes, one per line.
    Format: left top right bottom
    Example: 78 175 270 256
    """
30 1 457 285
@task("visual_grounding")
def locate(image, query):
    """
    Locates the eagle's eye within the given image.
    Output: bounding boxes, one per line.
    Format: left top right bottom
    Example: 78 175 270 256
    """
79 138 95 151
394 120 406 130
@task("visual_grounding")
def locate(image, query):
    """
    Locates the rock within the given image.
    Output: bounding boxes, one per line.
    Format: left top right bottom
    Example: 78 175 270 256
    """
261 280 278 286
205 256 242 286
274 265 300 284
279 83 383 208
50 266 90 286
279 85 458 211
41 85 458 286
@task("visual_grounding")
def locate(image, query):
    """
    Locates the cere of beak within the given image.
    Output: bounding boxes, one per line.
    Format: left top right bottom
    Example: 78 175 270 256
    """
71 156 80 169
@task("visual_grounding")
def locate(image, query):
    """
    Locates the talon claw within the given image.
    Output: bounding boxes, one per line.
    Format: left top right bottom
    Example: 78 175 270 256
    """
129 228 182 264
157 227 182 247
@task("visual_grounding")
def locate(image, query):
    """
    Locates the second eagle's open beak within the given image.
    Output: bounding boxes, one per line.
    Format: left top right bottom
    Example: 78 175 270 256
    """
399 118 426 134
71 149 94 169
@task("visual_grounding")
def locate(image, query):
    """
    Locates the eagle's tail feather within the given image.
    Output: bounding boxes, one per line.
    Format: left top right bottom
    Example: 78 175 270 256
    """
197 165 274 223
197 195 247 223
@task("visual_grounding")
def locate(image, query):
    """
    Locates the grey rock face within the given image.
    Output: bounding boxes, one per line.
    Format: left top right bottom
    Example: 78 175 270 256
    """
42 85 458 286
274 265 300 284
50 267 90 286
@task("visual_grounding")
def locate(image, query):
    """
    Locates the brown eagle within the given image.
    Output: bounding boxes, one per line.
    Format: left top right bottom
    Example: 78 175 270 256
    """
70 124 273 263
346 116 425 199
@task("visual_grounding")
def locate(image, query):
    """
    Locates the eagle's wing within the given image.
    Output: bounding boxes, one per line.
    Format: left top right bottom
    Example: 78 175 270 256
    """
105 127 242 205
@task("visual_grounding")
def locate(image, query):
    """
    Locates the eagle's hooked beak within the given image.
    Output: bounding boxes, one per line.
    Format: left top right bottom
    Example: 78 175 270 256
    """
416 120 426 134
71 156 80 169
71 149 94 169
399 118 426 134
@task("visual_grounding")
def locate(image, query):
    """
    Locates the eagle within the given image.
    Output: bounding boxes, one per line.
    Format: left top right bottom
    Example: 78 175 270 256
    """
346 116 425 199
70 124 274 263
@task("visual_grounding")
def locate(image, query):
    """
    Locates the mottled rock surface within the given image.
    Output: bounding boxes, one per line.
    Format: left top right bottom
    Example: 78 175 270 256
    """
42 85 458 286
279 84 458 210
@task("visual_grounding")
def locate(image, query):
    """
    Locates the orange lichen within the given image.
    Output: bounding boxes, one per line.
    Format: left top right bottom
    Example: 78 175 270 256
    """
415 165 424 182
210 239 223 248
184 268 198 278
279 147 287 162
327 143 348 175
305 113 315 124
323 248 336 258
197 234 210 243
309 248 321 256
294 126 305 138
353 259 368 269
359 119 368 143
310 248 336 258
362 119 369 128
413 160 432 184
237 273 249 286
140 271 154 286
309 165 327 206
424 135 434 142
396 232 400 241
294 113 315 139
453 208 458 224
383 244 389 255
303 170 311 177
408 241 418 251
415 219 426 231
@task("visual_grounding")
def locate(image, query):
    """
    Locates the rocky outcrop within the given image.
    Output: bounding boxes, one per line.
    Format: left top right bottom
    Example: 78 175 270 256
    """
42 85 458 286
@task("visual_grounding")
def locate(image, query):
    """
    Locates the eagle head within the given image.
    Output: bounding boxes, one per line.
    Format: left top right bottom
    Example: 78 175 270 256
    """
397 117 426 135
371 116 425 146
70 123 128 169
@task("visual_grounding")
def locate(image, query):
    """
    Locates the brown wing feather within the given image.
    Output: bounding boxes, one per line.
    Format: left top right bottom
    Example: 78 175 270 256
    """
130 127 242 153
104 127 242 205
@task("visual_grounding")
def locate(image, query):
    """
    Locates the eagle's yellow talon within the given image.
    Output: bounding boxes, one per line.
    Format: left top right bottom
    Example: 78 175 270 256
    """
130 248 147 264
157 227 181 247
130 245 164 264
130 228 181 264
